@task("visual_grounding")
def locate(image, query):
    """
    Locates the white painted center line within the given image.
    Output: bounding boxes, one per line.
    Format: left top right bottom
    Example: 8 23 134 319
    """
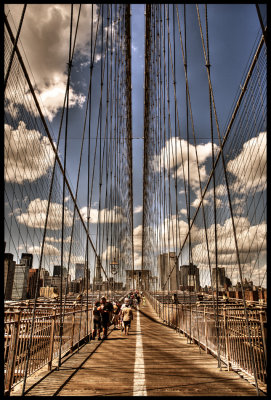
133 309 147 396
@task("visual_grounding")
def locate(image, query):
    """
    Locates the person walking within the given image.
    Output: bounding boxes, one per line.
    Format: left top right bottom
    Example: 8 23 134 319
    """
121 298 133 336
98 296 113 339
142 294 146 306
91 300 101 340
112 301 121 329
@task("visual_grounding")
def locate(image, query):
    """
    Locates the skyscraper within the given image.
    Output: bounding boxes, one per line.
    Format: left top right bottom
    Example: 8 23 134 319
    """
75 263 86 280
4 253 16 300
211 267 227 289
157 253 178 290
12 261 30 300
53 265 61 277
20 253 33 268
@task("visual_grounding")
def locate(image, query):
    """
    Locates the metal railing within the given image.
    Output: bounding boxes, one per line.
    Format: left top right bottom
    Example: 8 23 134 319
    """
4 304 92 395
146 291 267 391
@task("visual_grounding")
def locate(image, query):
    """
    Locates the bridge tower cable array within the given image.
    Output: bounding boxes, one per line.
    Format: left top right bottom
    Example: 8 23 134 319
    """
4 4 134 393
142 4 266 393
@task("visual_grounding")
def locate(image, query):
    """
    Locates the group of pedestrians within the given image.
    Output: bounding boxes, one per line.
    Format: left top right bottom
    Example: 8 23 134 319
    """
91 291 146 340
126 290 145 309
91 296 116 341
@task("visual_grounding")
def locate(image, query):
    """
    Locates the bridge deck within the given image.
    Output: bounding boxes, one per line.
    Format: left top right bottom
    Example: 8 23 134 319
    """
11 300 260 396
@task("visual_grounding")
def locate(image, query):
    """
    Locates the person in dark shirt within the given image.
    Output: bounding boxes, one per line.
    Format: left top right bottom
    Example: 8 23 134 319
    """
98 296 113 339
91 301 101 340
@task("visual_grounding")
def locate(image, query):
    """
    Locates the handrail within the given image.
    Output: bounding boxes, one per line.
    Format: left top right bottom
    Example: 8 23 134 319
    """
145 291 267 392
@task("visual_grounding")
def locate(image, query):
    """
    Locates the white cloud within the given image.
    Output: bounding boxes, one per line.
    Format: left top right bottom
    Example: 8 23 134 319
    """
191 188 223 209
16 198 74 230
80 205 127 224
5 4 101 121
28 243 60 256
227 132 266 194
152 137 219 190
45 235 72 243
133 224 143 254
4 121 55 184
134 205 143 214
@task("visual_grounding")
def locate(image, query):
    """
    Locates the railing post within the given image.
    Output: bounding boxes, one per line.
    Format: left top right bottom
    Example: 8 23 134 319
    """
204 306 208 353
48 308 56 371
259 311 267 363
223 307 232 371
5 310 21 395
70 305 76 353
85 308 88 340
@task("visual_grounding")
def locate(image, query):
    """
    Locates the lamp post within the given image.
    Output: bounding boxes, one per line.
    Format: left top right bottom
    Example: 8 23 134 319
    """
110 258 119 301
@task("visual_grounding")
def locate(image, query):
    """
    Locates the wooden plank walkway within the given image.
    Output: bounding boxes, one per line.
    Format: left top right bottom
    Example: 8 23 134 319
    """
11 299 263 396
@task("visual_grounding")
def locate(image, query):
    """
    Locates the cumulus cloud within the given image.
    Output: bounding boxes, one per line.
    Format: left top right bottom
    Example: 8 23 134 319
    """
5 4 101 121
227 131 266 194
28 243 60 256
80 205 127 224
134 205 143 214
191 188 223 209
16 198 74 230
45 235 72 243
4 121 55 184
152 137 219 189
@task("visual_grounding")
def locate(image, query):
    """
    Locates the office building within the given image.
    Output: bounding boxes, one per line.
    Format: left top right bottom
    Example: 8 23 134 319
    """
12 261 30 300
75 263 86 280
53 265 61 277
157 253 178 290
27 268 42 299
4 253 16 300
212 267 227 290
20 253 33 268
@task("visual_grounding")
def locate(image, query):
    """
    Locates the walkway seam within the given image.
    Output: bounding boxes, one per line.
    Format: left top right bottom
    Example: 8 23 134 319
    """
133 309 147 396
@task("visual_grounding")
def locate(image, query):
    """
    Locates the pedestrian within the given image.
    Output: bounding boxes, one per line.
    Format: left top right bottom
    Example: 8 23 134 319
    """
98 296 113 339
112 301 121 329
137 293 141 309
91 300 101 340
120 298 128 331
121 298 133 336
142 294 146 306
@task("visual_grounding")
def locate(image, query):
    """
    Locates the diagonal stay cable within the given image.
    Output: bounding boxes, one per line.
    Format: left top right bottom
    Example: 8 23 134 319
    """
4 4 27 91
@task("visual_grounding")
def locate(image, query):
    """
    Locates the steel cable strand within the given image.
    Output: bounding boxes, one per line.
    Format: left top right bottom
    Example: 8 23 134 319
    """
58 4 74 369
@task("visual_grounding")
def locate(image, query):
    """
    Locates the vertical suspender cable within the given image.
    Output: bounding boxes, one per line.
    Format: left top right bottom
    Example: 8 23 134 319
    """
86 3 94 340
172 4 179 330
58 4 73 369
183 4 192 344
204 4 221 369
